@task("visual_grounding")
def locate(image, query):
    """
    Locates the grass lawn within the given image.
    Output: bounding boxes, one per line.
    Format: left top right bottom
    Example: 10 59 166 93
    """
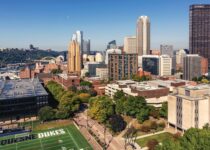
0 124 92 150
136 127 164 136
136 132 174 147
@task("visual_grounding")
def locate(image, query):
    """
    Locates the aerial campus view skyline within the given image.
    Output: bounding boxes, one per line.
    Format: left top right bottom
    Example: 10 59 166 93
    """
1 0 210 51
1 1 210 150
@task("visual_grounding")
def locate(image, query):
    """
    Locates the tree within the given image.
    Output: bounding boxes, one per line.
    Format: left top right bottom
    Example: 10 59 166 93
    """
80 81 93 88
157 128 210 150
156 139 181 150
113 90 125 100
55 109 69 119
51 68 62 74
201 78 209 83
59 95 81 116
149 106 160 119
203 123 210 130
136 108 149 123
197 76 203 81
115 97 126 114
192 77 198 82
123 96 147 117
146 139 159 150
85 72 90 77
68 86 77 92
107 114 126 133
89 89 97 96
78 93 91 103
88 96 114 123
159 102 168 118
38 106 55 121
180 128 210 150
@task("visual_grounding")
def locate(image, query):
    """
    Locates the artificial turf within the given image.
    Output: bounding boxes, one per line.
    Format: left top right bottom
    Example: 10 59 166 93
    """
0 124 92 150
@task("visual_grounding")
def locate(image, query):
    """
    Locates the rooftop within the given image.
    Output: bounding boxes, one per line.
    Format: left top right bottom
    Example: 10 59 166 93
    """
0 78 48 100
184 84 210 90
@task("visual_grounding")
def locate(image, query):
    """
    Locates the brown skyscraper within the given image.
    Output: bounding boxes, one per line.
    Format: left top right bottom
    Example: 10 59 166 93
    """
67 40 81 74
190 5 210 66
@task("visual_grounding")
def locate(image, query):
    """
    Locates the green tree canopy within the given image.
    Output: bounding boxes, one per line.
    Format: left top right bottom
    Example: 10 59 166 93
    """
159 102 168 118
156 128 210 150
136 108 150 123
80 81 93 88
107 114 127 133
123 96 147 117
51 68 62 74
88 96 114 123
38 106 55 121
113 90 125 100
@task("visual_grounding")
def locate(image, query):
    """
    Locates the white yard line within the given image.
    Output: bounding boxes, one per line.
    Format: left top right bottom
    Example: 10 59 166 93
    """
66 128 80 149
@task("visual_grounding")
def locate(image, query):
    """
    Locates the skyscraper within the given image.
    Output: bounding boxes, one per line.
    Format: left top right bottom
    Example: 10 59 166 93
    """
83 39 91 55
190 5 210 66
76 31 83 51
124 36 136 53
71 31 84 68
67 40 81 74
160 45 173 57
136 16 150 56
107 40 117 49
183 54 201 80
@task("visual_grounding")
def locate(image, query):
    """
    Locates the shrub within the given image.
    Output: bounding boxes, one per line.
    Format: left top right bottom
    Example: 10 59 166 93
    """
147 139 159 150
173 132 181 140
140 125 150 132
150 121 158 130
158 121 166 128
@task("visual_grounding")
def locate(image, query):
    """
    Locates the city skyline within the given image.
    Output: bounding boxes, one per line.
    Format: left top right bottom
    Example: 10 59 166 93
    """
0 0 210 51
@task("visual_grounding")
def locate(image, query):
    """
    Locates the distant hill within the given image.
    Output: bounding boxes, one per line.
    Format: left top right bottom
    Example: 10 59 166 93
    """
0 49 62 66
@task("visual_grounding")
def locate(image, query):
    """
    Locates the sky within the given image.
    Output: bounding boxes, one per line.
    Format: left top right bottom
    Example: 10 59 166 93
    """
0 0 209 51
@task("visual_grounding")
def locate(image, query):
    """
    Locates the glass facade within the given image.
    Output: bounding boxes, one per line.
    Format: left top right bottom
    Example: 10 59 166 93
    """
142 57 159 75
190 5 210 66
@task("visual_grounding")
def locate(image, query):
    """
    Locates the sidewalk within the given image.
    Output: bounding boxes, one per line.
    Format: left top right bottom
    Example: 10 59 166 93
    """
74 111 125 150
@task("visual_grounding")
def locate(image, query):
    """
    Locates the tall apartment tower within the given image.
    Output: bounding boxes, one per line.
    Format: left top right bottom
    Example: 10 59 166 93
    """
108 53 138 81
136 16 150 56
67 40 81 74
124 36 136 53
190 5 210 66
159 55 172 76
183 54 201 80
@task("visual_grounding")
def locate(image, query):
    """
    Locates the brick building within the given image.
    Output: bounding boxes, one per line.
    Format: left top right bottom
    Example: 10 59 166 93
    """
108 53 138 80
19 66 35 79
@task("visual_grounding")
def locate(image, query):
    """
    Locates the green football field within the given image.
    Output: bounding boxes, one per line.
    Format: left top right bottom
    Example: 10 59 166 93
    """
0 124 93 150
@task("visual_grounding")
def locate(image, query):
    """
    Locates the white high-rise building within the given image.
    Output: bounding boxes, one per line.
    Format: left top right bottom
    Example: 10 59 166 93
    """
95 52 103 63
72 34 77 41
75 31 83 51
124 36 136 53
136 16 150 56
176 49 187 65
159 55 172 76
